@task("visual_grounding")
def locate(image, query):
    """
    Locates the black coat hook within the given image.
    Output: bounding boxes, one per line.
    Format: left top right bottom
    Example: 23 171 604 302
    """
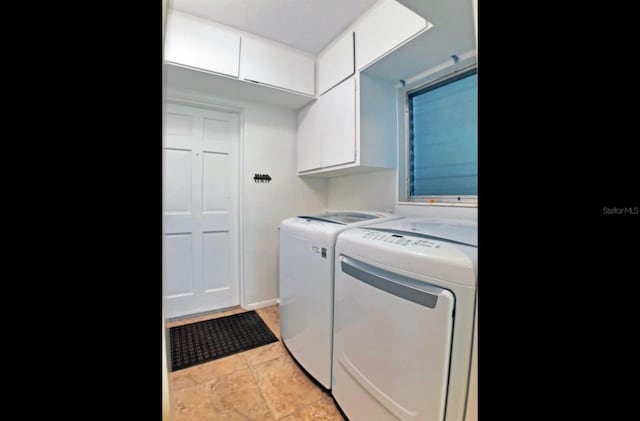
254 173 272 183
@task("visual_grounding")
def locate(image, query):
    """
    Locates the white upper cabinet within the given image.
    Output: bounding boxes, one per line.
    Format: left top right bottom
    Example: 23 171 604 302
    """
297 76 356 173
165 11 241 78
354 0 427 71
296 73 396 177
316 31 355 96
164 10 315 104
321 76 356 168
297 100 323 172
242 36 315 96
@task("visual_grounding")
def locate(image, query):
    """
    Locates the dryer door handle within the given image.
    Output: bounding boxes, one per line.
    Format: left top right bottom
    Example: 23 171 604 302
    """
339 256 449 309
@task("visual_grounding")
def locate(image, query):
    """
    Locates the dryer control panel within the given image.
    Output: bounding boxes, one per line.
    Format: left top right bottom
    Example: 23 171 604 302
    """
338 227 477 288
361 230 441 249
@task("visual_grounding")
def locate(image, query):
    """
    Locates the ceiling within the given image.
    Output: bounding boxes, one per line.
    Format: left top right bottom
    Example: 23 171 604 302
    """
170 0 377 54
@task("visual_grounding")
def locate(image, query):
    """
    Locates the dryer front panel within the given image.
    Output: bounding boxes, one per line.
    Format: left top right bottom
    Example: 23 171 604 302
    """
333 255 455 421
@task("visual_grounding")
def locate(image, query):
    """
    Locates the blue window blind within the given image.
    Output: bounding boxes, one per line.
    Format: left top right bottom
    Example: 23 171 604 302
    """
409 69 477 196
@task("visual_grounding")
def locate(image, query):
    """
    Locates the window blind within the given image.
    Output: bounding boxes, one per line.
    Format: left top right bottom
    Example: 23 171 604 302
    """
409 70 477 196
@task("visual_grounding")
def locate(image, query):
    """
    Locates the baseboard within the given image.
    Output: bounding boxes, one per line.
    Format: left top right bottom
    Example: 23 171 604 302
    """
244 298 279 310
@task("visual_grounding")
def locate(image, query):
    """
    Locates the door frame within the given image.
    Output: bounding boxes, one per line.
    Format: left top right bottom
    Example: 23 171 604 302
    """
163 93 247 311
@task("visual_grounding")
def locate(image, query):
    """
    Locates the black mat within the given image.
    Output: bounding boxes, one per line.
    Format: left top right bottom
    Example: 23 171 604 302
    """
169 311 278 372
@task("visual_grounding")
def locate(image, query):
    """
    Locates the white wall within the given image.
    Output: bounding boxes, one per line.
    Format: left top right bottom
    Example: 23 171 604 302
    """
240 100 328 307
165 83 329 309
396 202 477 220
328 169 396 212
473 0 478 51
327 169 477 220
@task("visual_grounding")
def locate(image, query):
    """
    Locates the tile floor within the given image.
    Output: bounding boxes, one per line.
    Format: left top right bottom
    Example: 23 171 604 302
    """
168 305 345 421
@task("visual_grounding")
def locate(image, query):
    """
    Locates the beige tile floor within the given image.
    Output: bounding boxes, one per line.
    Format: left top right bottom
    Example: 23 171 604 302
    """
168 305 345 421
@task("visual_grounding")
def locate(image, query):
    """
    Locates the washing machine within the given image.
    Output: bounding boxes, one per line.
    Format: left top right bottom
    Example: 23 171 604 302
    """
332 218 477 421
279 210 401 389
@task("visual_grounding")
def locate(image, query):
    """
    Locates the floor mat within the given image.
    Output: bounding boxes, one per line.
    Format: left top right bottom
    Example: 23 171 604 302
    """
169 310 278 371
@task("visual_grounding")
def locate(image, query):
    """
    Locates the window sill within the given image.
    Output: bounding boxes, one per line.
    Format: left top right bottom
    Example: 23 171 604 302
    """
397 201 477 208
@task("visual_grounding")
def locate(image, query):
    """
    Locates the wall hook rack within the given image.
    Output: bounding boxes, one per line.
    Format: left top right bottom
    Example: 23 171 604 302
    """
254 173 272 183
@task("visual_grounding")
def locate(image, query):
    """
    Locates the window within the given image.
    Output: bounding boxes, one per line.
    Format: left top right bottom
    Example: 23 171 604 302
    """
405 67 477 204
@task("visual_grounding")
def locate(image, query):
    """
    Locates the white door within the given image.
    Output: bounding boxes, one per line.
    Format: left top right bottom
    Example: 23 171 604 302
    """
165 10 241 77
296 99 323 172
317 30 354 96
163 102 240 318
333 256 455 420
241 36 315 95
321 76 356 168
354 0 427 70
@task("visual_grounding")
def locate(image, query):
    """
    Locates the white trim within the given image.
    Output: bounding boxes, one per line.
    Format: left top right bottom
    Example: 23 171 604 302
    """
167 305 241 322
164 90 246 311
238 108 246 309
397 201 478 208
243 298 279 310
164 94 243 114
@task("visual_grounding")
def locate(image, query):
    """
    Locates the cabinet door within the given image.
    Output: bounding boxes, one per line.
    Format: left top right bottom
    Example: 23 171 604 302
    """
297 100 323 172
321 76 356 168
242 37 315 96
164 11 240 77
317 31 355 96
354 0 426 70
